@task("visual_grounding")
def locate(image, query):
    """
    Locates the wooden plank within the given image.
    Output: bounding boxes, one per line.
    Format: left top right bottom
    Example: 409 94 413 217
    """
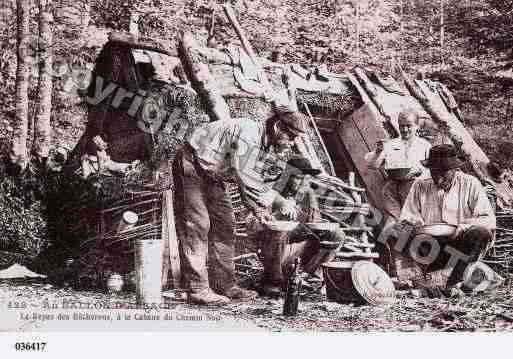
397 66 490 180
179 32 231 122
416 80 489 165
336 251 380 259
196 46 351 95
343 242 375 249
314 117 338 132
343 243 361 252
340 227 373 232
321 207 371 216
161 190 181 289
337 104 388 209
346 73 391 133
303 102 336 175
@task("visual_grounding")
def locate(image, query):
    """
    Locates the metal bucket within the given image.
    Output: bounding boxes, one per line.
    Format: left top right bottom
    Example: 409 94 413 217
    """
134 237 162 304
106 273 124 293
322 261 365 304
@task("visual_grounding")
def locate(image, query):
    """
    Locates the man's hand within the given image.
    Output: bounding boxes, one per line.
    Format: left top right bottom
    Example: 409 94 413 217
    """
254 210 273 224
404 168 422 181
92 135 108 151
278 200 298 221
375 140 384 154
451 224 469 239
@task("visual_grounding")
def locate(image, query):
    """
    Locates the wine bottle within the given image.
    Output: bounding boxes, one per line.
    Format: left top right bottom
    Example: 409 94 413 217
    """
283 258 302 316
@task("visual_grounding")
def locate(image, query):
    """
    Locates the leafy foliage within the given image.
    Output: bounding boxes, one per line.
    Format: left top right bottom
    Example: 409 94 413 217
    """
0 157 48 264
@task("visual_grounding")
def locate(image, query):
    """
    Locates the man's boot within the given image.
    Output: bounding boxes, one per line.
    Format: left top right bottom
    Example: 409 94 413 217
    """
259 231 287 298
220 286 258 301
188 289 230 306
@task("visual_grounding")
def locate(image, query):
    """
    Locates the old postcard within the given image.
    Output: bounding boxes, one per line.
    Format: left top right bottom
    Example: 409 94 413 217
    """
1 0 512 349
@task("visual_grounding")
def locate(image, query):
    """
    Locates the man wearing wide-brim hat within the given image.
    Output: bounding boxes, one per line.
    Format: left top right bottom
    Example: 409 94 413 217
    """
396 144 496 290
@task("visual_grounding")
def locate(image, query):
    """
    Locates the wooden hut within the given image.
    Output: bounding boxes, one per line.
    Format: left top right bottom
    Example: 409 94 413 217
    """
59 31 492 289
176 32 491 283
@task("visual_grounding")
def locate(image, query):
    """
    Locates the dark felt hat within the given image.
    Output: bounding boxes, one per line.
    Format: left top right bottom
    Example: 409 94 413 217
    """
286 157 322 176
421 144 465 170
279 111 308 135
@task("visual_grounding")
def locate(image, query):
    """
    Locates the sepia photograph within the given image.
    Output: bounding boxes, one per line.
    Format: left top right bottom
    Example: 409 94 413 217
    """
0 0 512 354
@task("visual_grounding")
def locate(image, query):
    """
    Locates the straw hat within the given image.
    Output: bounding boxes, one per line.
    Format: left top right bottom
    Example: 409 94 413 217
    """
351 261 396 305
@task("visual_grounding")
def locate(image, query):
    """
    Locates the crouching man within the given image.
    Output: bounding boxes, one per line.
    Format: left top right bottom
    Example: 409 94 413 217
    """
387 144 496 291
258 158 345 298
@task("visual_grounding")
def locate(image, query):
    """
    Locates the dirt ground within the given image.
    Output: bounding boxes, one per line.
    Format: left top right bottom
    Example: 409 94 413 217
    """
1 274 513 332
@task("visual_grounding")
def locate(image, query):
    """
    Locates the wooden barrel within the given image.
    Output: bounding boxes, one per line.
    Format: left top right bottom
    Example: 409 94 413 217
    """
322 261 365 304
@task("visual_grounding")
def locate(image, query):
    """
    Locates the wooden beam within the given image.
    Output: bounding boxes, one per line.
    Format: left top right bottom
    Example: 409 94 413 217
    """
353 67 399 137
336 251 379 259
336 104 388 209
302 101 336 174
397 64 490 181
343 242 375 249
340 226 373 232
179 31 231 122
161 190 181 289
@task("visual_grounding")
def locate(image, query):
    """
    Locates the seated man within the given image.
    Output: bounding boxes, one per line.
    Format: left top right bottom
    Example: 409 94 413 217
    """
258 158 345 298
393 144 496 290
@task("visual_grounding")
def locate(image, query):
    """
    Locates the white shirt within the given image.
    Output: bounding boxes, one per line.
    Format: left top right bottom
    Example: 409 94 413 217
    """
372 137 432 179
188 117 275 206
400 171 496 231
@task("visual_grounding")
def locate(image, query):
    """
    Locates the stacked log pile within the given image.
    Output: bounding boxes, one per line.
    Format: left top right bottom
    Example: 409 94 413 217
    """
485 210 513 272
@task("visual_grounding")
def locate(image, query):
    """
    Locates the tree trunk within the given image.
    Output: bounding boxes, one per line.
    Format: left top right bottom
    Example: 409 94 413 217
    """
129 11 140 38
10 0 31 171
33 0 54 160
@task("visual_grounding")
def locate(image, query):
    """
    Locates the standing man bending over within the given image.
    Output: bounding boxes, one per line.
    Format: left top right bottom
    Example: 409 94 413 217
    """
173 109 308 305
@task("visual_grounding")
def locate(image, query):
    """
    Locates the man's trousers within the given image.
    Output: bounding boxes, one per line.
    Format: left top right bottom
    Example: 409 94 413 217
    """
382 179 415 219
260 229 345 287
173 150 236 294
391 224 493 287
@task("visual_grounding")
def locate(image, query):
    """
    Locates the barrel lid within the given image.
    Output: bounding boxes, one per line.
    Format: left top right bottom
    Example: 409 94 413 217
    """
351 261 396 305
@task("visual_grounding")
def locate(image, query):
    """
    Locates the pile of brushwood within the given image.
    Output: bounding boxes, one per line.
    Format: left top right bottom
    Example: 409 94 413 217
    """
0 156 49 268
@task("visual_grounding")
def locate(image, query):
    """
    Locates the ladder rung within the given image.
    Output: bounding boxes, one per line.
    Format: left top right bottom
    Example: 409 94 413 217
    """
336 251 379 259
